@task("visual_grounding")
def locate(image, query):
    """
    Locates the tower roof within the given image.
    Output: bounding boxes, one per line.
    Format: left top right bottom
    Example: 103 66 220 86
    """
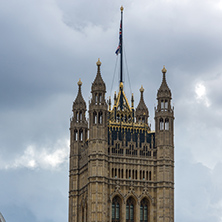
157 66 172 99
73 79 86 110
91 59 106 92
136 85 149 116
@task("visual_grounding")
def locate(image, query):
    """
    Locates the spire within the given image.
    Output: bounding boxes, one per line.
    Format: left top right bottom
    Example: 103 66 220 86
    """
157 66 172 99
136 85 149 117
91 58 106 92
73 78 86 110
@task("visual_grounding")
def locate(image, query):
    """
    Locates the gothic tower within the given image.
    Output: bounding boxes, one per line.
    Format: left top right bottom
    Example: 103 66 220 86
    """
68 7 174 222
69 62 174 222
87 59 109 221
69 79 88 222
154 66 174 222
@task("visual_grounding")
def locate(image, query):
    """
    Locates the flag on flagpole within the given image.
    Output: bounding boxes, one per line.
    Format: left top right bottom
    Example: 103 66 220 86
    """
115 21 122 55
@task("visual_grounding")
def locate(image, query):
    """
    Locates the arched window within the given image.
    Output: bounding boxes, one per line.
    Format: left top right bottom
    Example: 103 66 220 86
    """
165 118 169 130
79 130 83 141
165 100 168 109
149 171 152 181
161 100 164 109
117 114 120 122
126 197 135 222
160 118 164 130
93 112 97 124
79 111 82 121
142 117 145 123
95 94 98 104
76 112 79 122
112 196 121 222
98 112 103 124
82 203 87 222
99 93 102 104
74 130 78 141
140 198 149 222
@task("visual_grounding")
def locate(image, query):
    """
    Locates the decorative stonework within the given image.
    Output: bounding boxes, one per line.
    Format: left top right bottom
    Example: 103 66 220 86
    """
69 62 174 222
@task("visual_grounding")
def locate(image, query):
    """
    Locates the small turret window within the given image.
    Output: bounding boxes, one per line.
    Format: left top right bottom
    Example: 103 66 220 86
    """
98 112 103 124
74 130 78 141
165 118 169 130
161 100 164 109
160 118 164 130
95 94 98 104
76 112 79 122
142 117 145 123
79 111 82 121
99 93 102 104
165 100 168 109
79 130 83 141
116 114 120 122
93 112 97 124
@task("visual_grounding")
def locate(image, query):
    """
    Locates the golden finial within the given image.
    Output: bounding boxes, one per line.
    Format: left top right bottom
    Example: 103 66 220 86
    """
162 65 167 74
120 6 124 12
140 85 144 92
77 78 82 86
120 82 124 90
96 58 101 66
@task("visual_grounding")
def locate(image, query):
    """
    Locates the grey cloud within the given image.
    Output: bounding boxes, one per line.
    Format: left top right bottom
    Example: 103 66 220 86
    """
1 0 222 221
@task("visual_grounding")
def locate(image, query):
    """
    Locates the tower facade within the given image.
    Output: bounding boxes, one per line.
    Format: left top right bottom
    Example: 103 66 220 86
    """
69 60 174 222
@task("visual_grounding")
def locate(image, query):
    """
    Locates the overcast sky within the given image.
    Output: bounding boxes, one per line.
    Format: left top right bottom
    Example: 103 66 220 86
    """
1 0 222 221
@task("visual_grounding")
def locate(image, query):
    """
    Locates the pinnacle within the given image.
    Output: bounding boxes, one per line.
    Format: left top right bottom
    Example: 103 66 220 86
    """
73 79 86 109
136 86 148 115
91 59 106 92
157 66 171 99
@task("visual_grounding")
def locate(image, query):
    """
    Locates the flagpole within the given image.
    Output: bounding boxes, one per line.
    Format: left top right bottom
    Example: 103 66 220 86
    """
120 6 123 84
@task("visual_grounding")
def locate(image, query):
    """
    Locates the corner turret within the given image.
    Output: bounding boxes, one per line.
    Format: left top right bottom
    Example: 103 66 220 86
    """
136 85 149 124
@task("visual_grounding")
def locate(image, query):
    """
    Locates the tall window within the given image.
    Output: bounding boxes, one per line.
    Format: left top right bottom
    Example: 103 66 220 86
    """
93 112 97 124
98 112 103 124
79 111 82 121
112 196 121 222
161 100 164 109
165 100 168 109
160 118 164 130
165 118 169 130
126 197 135 222
140 198 149 222
79 130 83 141
74 130 78 141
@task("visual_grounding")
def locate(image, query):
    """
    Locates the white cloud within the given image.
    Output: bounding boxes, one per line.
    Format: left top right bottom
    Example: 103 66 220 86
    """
195 82 210 107
2 139 69 170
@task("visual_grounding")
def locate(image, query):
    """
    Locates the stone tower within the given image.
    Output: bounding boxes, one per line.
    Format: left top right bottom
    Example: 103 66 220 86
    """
68 60 175 222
